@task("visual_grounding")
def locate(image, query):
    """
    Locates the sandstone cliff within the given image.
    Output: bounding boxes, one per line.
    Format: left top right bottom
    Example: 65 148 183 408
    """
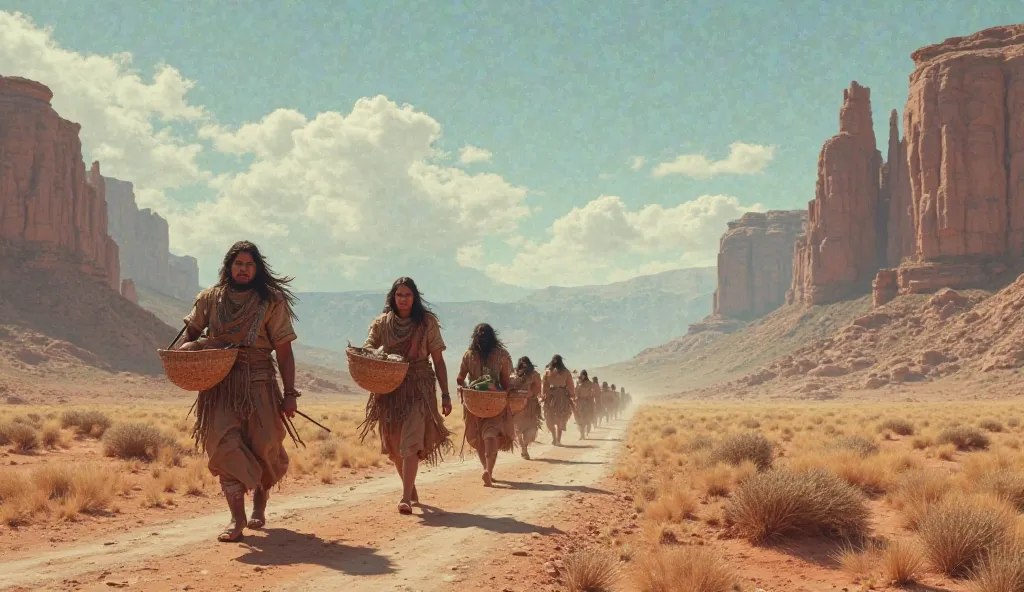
714 210 806 319
789 82 884 305
105 176 200 301
874 25 1024 305
0 76 117 286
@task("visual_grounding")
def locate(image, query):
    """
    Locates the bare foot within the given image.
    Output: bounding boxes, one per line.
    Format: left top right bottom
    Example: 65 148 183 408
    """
410 487 419 504
398 501 412 515
217 520 245 543
482 471 493 487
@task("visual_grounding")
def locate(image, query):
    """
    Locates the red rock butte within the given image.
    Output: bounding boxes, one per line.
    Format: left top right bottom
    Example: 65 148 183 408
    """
0 75 119 291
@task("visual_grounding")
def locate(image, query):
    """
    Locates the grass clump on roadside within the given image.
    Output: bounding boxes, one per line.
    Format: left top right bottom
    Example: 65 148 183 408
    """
937 426 990 451
706 432 774 470
631 546 736 592
725 468 869 543
61 410 112 438
563 548 620 592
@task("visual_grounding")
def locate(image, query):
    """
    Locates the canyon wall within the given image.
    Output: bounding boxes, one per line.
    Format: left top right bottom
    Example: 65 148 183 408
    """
874 25 1024 305
105 177 200 301
0 76 120 290
714 210 807 318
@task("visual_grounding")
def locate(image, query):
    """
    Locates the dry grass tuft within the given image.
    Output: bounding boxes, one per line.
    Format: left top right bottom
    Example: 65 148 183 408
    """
937 426 990 451
918 494 1015 577
707 432 773 470
889 469 954 530
880 418 916 436
631 546 736 592
880 538 925 586
725 468 869 542
102 423 176 461
979 471 1024 511
826 435 880 457
968 542 1024 592
60 410 112 438
981 419 1006 433
563 548 621 592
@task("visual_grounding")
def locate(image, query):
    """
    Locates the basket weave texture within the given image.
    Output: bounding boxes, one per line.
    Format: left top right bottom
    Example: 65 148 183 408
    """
158 348 238 391
460 386 508 418
346 348 409 394
506 389 529 414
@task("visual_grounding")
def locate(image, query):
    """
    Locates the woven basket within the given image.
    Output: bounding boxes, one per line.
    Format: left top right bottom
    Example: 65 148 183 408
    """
346 347 409 394
158 348 238 391
460 386 508 418
507 389 529 414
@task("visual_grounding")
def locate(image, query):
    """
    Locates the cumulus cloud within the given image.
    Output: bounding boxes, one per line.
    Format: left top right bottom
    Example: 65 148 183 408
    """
630 156 645 170
458 145 493 164
482 194 766 288
0 12 210 195
652 142 775 179
183 97 529 288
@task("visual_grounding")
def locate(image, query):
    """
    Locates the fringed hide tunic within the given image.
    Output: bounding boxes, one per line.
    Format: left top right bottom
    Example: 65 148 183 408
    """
460 348 516 454
542 368 576 430
184 286 299 497
511 369 543 445
357 312 453 466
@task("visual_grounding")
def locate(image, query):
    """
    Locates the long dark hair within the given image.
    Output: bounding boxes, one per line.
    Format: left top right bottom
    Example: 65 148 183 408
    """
578 369 589 381
218 240 298 321
516 356 534 375
383 276 436 325
469 323 504 362
547 354 567 373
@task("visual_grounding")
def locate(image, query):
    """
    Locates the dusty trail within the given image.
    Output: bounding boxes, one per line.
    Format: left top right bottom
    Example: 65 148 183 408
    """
0 414 631 592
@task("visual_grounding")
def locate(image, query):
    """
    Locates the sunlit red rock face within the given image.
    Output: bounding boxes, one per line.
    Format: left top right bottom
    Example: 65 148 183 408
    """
905 25 1024 260
874 25 1024 305
789 82 884 305
0 76 118 286
714 211 806 319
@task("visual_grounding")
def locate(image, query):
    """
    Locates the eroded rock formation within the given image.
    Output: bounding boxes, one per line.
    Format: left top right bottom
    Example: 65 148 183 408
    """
105 177 200 301
789 82 884 305
714 211 806 318
874 25 1024 305
0 76 118 286
121 279 138 304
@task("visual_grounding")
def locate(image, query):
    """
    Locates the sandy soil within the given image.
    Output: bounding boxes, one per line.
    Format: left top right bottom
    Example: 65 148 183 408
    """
0 415 631 592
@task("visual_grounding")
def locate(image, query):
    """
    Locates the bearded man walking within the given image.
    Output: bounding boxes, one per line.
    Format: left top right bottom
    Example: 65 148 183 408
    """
180 240 301 543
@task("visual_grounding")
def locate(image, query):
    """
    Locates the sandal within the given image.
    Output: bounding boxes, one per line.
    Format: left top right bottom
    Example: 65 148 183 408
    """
398 501 413 515
217 529 244 543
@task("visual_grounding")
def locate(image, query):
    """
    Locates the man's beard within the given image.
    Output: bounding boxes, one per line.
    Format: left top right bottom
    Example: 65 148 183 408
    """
228 276 256 291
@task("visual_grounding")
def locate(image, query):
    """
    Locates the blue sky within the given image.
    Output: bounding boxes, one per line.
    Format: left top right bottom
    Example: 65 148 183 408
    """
1 1 1018 298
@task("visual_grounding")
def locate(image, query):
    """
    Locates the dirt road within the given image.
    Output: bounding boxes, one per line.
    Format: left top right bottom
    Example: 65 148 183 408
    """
1 416 630 592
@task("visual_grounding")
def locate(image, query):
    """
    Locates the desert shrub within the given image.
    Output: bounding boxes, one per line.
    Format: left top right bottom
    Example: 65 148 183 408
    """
918 495 1014 577
40 423 66 450
707 432 773 470
102 423 175 461
880 418 916 436
686 435 714 452
1008 417 1021 429
725 468 869 542
61 410 112 437
563 548 620 592
631 546 735 592
980 419 1006 433
3 423 39 452
826 435 880 457
937 426 990 451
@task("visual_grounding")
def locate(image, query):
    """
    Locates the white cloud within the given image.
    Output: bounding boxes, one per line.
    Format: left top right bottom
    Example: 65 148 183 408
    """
1 11 532 292
183 97 529 288
0 12 210 192
652 142 775 179
630 156 645 170
458 145 493 164
598 172 614 180
483 194 766 288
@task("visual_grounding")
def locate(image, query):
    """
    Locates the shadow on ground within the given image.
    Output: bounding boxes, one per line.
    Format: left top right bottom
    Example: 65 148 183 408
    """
415 504 563 535
235 528 393 575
